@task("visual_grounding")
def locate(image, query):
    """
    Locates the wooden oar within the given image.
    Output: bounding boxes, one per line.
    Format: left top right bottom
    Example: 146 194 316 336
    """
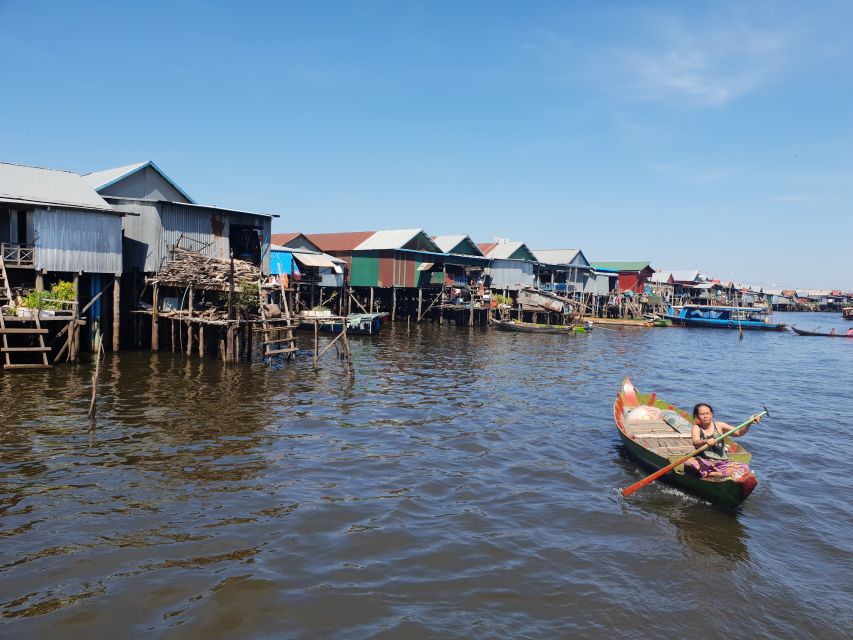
621 407 769 497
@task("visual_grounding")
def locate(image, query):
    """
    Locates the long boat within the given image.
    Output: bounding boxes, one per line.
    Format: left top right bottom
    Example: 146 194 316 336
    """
791 326 853 337
665 304 787 331
843 307 853 320
614 377 758 508
299 312 389 335
493 319 591 334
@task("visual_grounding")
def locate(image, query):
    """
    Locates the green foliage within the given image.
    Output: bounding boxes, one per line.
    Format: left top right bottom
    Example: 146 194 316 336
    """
493 294 513 305
218 280 260 313
23 280 76 310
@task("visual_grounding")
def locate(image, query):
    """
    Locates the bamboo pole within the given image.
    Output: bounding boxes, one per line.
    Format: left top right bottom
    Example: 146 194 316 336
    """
417 288 423 322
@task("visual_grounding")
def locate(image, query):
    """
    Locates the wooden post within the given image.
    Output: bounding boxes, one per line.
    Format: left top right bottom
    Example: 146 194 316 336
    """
392 287 396 322
219 334 226 362
35 271 44 292
171 318 176 352
228 251 235 321
417 288 423 322
369 287 374 312
199 323 205 358
187 288 194 356
151 283 160 351
112 274 121 352
313 320 319 371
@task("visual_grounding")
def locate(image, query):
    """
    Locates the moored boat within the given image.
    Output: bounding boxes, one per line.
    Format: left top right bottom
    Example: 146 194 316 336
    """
493 319 591 334
665 304 786 331
299 312 389 335
791 326 853 337
843 307 853 320
614 377 758 508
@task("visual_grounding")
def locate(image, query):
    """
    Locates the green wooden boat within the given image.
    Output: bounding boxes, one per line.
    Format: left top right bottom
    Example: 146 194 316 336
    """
614 377 757 508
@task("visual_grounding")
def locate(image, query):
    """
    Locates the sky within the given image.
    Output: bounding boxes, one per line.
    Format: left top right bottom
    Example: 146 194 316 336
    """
1 0 851 290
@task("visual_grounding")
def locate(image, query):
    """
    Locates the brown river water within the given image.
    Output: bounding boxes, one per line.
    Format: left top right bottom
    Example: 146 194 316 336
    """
1 312 851 638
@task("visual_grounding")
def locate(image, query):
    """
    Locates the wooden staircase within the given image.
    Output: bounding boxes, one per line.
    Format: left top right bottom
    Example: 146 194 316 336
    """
0 255 52 370
259 280 298 361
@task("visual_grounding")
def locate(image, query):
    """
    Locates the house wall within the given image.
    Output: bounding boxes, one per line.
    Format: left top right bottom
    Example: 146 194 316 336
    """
112 200 271 274
487 259 535 290
350 252 379 287
99 165 189 202
34 208 122 274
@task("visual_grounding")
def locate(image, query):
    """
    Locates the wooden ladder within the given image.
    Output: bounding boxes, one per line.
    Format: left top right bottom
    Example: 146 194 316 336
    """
259 280 298 361
0 311 53 370
0 250 12 309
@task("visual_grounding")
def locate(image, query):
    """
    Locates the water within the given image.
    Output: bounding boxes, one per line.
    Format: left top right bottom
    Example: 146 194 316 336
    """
1 311 851 638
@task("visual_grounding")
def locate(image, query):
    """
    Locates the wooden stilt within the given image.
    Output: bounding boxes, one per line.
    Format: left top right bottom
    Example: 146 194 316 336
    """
35 272 44 292
313 320 319 371
151 283 160 351
369 287 374 312
417 288 423 322
187 288 193 356
112 274 121 351
199 324 205 358
171 318 176 352
392 287 396 322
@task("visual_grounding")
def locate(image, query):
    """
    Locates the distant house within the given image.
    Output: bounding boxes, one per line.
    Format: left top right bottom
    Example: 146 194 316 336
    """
1 161 123 280
269 233 345 288
531 249 592 293
432 235 489 287
590 261 655 294
84 161 275 275
477 240 537 291
309 229 443 288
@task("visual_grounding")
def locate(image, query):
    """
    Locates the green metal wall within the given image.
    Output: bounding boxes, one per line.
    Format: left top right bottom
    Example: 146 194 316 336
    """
350 252 379 286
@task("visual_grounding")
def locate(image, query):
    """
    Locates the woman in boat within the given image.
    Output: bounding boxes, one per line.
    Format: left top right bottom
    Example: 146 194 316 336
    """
684 403 760 479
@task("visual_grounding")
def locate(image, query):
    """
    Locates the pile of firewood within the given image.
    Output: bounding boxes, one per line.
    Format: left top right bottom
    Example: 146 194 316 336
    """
155 248 260 290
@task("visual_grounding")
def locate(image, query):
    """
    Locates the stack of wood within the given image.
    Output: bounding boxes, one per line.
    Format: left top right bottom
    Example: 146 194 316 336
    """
155 248 260 291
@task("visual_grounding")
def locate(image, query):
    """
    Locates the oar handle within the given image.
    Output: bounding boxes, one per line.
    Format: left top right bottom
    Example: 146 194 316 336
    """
621 409 768 498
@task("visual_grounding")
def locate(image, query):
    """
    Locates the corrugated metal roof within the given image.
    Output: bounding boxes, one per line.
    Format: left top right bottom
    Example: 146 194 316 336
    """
271 232 303 246
477 242 498 256
432 234 484 256
479 240 535 261
532 249 582 265
591 261 652 272
308 231 376 252
0 162 115 212
355 228 441 252
670 270 700 282
649 270 672 283
105 196 277 218
83 160 196 204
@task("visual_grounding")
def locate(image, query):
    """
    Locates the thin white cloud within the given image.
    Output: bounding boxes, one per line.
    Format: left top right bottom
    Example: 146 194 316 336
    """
611 14 791 107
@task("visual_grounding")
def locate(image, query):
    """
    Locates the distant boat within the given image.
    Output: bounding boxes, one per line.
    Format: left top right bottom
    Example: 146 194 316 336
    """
493 319 591 334
843 307 853 320
665 305 787 331
299 312 389 335
791 326 853 337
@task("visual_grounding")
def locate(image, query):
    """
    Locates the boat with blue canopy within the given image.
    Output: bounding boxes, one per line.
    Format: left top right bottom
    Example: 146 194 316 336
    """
665 305 787 331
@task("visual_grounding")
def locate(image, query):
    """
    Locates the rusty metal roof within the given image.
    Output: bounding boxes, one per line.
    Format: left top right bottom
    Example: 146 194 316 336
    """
307 231 376 252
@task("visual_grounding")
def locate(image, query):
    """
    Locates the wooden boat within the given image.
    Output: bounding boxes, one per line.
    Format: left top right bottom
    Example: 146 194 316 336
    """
614 377 757 508
791 326 853 337
665 304 786 331
843 307 853 320
299 312 389 335
493 319 591 334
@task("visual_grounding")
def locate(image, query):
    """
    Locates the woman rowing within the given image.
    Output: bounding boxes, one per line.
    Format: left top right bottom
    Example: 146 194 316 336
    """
683 403 761 479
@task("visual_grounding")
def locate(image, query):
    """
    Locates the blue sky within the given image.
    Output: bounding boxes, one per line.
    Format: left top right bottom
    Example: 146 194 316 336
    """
2 1 851 289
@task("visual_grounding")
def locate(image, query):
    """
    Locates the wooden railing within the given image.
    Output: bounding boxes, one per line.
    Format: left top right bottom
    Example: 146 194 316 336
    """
1 243 36 268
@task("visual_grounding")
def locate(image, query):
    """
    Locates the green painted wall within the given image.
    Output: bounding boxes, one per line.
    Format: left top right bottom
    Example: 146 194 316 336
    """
350 252 379 286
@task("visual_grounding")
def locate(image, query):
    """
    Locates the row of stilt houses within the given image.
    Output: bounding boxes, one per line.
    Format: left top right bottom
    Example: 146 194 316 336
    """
2 159 850 370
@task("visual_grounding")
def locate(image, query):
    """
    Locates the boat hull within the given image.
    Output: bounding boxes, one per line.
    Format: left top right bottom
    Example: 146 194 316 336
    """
666 315 786 331
494 319 588 334
615 378 757 508
791 326 853 337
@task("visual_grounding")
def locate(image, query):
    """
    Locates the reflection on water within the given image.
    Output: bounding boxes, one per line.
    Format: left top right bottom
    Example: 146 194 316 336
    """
1 313 851 638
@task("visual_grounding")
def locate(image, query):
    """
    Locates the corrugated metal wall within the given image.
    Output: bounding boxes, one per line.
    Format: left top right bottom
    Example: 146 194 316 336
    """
115 200 271 274
34 208 122 274
351 253 379 286
486 259 535 290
